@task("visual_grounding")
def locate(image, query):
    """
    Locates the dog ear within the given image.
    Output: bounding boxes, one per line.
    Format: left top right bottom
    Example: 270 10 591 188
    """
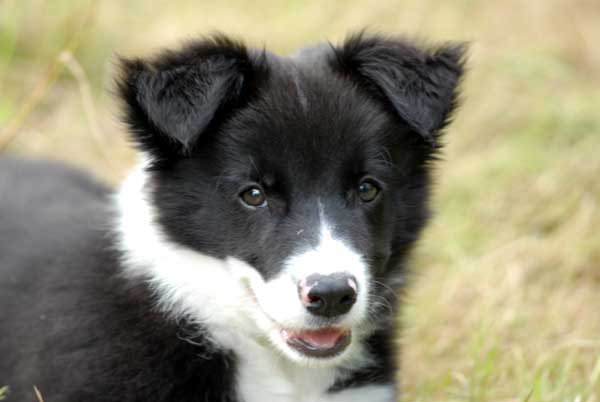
117 35 267 160
331 32 466 145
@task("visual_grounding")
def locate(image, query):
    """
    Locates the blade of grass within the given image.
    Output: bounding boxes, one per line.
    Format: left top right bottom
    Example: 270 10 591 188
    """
0 1 97 151
0 386 9 401
33 385 44 402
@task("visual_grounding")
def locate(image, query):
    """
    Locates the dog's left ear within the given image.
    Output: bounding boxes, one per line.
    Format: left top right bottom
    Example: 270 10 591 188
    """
117 35 267 161
331 33 467 144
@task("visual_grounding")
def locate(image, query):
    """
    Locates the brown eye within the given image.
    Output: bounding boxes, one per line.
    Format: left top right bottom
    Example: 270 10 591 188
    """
240 187 267 207
358 180 380 202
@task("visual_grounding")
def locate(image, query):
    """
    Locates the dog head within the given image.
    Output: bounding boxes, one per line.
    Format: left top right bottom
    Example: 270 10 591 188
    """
116 33 465 365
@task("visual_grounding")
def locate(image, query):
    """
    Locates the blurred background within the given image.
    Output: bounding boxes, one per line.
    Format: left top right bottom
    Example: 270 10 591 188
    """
1 0 599 400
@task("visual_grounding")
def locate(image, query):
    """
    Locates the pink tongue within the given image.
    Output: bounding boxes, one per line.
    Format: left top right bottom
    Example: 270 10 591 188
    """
297 329 343 348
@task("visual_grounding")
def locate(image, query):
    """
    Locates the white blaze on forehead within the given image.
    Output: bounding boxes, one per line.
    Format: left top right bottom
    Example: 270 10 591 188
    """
291 66 308 112
286 222 367 283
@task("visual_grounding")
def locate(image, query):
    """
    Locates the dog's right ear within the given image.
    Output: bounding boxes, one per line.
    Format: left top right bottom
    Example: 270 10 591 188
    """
330 33 466 146
117 35 267 162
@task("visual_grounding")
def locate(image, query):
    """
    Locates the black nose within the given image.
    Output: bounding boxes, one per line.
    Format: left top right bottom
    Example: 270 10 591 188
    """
300 273 357 318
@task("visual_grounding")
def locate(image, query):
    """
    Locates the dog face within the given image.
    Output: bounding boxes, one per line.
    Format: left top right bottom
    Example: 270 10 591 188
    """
118 33 464 364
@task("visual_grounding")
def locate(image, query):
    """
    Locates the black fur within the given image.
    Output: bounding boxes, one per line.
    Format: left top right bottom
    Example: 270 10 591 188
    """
331 32 466 145
0 158 237 401
117 34 269 162
0 33 465 401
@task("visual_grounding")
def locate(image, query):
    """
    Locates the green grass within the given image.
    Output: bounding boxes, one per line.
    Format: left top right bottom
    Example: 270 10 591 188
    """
2 0 600 400
0 386 8 401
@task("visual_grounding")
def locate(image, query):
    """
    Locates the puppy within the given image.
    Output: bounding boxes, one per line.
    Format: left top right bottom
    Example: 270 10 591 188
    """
0 33 465 401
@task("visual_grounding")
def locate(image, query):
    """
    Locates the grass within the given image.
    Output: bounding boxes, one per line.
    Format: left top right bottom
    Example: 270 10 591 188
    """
1 0 599 400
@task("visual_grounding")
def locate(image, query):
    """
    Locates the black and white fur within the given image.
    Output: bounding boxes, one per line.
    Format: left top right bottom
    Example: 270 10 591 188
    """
0 33 465 401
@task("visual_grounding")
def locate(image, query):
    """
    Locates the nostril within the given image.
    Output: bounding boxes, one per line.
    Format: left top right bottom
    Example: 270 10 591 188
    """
340 294 355 305
307 294 325 309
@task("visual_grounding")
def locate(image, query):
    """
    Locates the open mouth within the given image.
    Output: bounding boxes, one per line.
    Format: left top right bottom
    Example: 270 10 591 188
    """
241 280 353 360
280 328 351 358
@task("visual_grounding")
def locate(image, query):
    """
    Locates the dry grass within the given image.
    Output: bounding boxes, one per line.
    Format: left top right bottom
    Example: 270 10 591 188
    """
1 0 599 400
33 386 45 402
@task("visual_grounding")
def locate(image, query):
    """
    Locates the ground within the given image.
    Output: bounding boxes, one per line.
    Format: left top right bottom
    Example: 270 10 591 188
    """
1 0 599 401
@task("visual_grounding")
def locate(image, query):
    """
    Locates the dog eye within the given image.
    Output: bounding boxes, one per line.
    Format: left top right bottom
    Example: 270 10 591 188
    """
240 187 267 207
357 180 380 202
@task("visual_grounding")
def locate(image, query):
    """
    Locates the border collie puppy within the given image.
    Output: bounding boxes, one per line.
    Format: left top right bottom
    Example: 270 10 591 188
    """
0 33 465 401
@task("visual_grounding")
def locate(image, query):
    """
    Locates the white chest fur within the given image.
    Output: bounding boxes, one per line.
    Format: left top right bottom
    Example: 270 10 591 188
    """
235 340 395 402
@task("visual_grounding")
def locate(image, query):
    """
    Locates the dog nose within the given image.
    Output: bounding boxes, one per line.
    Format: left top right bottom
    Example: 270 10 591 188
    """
299 273 357 318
